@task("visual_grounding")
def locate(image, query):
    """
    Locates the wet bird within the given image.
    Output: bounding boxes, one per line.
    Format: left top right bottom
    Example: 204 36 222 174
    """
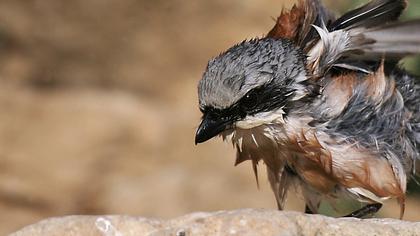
195 0 420 218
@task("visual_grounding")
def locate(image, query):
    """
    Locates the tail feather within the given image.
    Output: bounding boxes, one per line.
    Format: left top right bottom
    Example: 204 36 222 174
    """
306 0 420 75
358 20 420 57
308 19 420 74
329 0 406 31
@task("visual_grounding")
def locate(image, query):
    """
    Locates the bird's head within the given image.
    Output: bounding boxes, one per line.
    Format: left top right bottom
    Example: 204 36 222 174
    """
195 38 309 144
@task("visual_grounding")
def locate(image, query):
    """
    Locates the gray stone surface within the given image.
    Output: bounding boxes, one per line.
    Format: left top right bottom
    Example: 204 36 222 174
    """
10 209 420 236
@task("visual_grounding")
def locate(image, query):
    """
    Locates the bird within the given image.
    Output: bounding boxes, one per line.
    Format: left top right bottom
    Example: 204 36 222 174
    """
195 0 420 219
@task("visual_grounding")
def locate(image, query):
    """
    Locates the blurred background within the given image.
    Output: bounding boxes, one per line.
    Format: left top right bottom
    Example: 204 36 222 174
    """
0 0 419 234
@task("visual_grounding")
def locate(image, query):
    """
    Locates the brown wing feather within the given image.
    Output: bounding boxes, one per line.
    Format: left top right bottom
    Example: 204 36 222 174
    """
266 0 335 51
266 0 306 42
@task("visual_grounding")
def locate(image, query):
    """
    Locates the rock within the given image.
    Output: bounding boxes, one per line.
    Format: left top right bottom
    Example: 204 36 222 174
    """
10 209 420 236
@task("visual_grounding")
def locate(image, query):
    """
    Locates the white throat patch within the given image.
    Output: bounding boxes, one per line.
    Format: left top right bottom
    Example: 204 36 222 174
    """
235 108 286 129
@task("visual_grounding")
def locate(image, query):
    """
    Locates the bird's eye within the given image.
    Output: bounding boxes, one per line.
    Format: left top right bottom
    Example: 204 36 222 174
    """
240 90 259 111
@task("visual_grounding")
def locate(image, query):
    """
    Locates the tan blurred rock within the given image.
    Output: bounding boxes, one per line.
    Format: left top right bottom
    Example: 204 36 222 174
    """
10 209 420 236
0 0 419 235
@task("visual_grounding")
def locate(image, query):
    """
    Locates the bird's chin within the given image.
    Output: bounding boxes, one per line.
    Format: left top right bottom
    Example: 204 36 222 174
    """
220 123 279 156
219 128 237 143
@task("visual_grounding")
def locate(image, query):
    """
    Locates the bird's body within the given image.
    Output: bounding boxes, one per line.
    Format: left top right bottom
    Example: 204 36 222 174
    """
196 0 420 218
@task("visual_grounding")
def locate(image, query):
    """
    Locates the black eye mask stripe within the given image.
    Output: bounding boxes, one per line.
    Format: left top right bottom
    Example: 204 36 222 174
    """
201 81 294 123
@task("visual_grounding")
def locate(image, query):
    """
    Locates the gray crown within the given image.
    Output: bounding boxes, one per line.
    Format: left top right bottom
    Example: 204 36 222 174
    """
198 38 307 110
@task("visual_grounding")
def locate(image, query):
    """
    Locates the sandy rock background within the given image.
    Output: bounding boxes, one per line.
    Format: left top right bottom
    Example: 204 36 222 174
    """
0 0 419 234
11 209 420 236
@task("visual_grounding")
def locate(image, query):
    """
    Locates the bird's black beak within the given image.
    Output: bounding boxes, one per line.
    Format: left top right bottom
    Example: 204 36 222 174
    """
195 112 231 144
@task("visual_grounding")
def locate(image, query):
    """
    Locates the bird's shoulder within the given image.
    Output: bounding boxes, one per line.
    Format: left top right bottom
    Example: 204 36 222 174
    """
309 64 404 140
300 64 419 171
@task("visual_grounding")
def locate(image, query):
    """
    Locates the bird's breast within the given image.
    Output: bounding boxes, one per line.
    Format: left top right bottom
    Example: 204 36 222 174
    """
224 116 406 205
